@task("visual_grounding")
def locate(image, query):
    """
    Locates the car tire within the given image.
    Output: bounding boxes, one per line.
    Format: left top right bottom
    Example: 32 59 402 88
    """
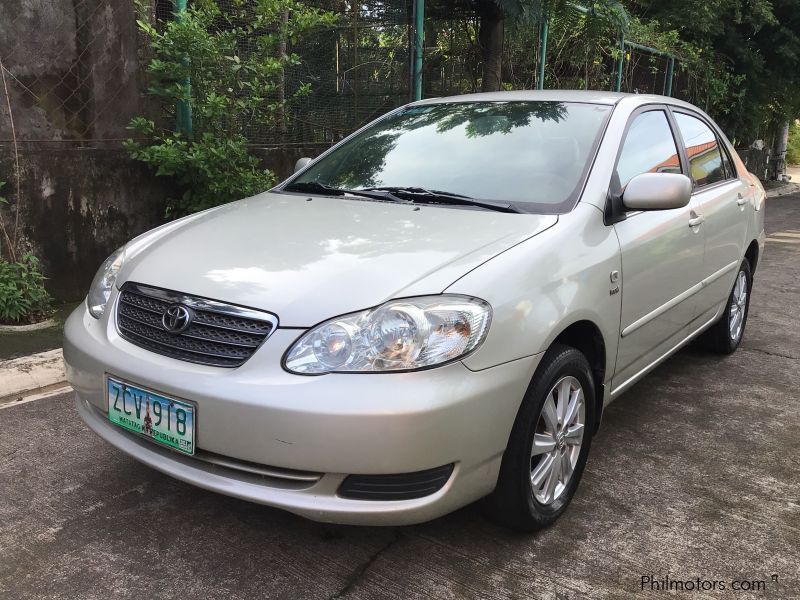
484 343 596 531
702 259 752 354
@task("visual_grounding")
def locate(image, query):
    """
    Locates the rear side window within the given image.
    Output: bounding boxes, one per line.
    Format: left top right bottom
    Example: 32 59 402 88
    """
674 113 726 186
616 110 682 189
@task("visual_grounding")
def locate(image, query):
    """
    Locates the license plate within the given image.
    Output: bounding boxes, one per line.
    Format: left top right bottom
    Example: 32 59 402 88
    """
107 377 195 455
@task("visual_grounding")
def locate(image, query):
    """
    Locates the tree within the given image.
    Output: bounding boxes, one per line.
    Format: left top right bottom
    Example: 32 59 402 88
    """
476 1 505 91
626 0 800 141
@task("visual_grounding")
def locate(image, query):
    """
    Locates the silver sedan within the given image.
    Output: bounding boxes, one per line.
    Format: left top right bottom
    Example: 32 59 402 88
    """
64 90 766 530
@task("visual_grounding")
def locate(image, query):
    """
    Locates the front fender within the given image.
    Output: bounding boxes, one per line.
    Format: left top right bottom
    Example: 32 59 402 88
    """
448 202 621 380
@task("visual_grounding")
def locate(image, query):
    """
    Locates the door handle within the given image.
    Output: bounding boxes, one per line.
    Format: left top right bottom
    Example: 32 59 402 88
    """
736 193 747 206
688 215 705 228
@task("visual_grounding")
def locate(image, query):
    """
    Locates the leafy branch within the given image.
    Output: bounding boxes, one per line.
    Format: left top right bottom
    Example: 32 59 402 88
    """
126 0 336 216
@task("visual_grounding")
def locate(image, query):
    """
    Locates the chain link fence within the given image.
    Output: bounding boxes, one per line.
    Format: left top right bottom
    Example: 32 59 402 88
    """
158 0 415 146
1 0 706 151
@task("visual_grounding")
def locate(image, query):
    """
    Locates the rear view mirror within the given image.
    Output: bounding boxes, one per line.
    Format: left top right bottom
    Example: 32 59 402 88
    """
294 157 312 174
622 173 692 211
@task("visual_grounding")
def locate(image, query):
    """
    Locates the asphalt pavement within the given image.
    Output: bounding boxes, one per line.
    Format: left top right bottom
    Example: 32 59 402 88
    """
1 195 798 600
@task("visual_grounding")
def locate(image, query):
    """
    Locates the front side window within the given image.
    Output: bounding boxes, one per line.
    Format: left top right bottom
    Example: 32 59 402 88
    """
286 101 613 213
674 112 726 186
615 110 682 189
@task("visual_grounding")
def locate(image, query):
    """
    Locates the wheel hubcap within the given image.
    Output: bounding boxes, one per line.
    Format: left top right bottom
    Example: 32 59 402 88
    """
729 270 748 342
530 375 585 505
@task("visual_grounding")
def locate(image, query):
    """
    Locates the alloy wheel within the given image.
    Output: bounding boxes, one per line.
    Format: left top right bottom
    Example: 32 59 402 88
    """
729 270 748 343
530 375 585 505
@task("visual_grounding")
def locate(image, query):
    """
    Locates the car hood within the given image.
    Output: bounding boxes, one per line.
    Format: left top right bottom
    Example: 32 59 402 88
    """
120 192 557 326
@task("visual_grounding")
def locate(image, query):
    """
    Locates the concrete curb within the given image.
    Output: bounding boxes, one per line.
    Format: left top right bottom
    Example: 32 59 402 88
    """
0 349 66 403
0 318 58 333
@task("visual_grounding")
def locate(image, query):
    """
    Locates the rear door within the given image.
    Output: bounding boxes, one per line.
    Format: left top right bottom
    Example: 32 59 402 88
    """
671 110 748 318
611 107 706 394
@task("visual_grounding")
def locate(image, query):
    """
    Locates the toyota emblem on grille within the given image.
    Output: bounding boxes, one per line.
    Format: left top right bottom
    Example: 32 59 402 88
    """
162 304 193 334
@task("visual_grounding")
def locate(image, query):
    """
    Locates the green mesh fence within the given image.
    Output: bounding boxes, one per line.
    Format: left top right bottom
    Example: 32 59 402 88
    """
172 0 415 146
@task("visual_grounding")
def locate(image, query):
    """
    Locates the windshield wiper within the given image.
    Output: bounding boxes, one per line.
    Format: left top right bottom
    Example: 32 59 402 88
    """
282 181 409 203
283 182 522 213
363 186 523 213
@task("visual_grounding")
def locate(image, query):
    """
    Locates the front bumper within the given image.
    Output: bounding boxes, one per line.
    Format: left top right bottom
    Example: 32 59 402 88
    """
65 296 539 525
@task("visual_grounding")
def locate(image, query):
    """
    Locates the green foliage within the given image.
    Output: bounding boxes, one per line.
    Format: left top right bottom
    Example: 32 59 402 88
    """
0 253 52 324
535 5 622 91
125 129 276 216
473 0 629 92
623 15 737 111
465 0 800 143
126 0 336 216
786 121 800 165
493 0 629 31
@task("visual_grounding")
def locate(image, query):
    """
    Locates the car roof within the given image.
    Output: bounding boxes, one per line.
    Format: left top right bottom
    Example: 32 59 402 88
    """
412 89 701 111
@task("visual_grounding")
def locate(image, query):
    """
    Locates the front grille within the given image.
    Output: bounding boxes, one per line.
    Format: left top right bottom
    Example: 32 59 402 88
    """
116 282 278 368
338 464 455 501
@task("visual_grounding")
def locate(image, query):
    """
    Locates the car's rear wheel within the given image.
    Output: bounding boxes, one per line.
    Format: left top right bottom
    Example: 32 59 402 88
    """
485 344 595 531
702 259 752 354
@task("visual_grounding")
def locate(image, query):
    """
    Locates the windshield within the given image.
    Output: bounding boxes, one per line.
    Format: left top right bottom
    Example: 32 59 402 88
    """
285 101 612 212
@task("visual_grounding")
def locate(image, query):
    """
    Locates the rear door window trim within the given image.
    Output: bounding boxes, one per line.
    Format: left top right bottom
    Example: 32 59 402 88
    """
668 107 739 193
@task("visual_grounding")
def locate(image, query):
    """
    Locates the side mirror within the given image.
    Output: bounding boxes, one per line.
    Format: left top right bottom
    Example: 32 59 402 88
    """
622 173 692 211
294 157 312 174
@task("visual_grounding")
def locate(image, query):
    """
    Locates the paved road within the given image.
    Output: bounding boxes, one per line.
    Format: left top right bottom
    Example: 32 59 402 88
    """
2 196 798 600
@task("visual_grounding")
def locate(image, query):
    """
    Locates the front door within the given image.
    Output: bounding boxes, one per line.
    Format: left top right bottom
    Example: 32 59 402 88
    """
611 108 706 394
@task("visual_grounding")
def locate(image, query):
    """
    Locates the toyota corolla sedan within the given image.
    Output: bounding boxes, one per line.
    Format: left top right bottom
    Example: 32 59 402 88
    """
64 90 765 530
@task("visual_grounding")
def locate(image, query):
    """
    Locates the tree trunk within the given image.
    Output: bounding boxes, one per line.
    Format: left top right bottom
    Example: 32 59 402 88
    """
771 121 790 180
477 2 504 92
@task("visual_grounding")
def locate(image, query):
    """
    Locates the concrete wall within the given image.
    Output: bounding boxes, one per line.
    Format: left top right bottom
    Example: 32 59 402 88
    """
0 147 170 300
0 0 146 141
0 0 166 300
737 144 771 181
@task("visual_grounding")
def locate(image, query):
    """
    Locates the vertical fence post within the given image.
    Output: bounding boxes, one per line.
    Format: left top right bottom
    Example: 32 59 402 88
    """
413 0 424 101
175 0 192 136
614 34 624 92
537 17 548 90
665 56 674 96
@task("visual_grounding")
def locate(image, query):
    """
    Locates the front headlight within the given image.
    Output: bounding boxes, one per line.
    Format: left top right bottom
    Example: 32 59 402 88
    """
87 246 125 318
284 295 492 374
